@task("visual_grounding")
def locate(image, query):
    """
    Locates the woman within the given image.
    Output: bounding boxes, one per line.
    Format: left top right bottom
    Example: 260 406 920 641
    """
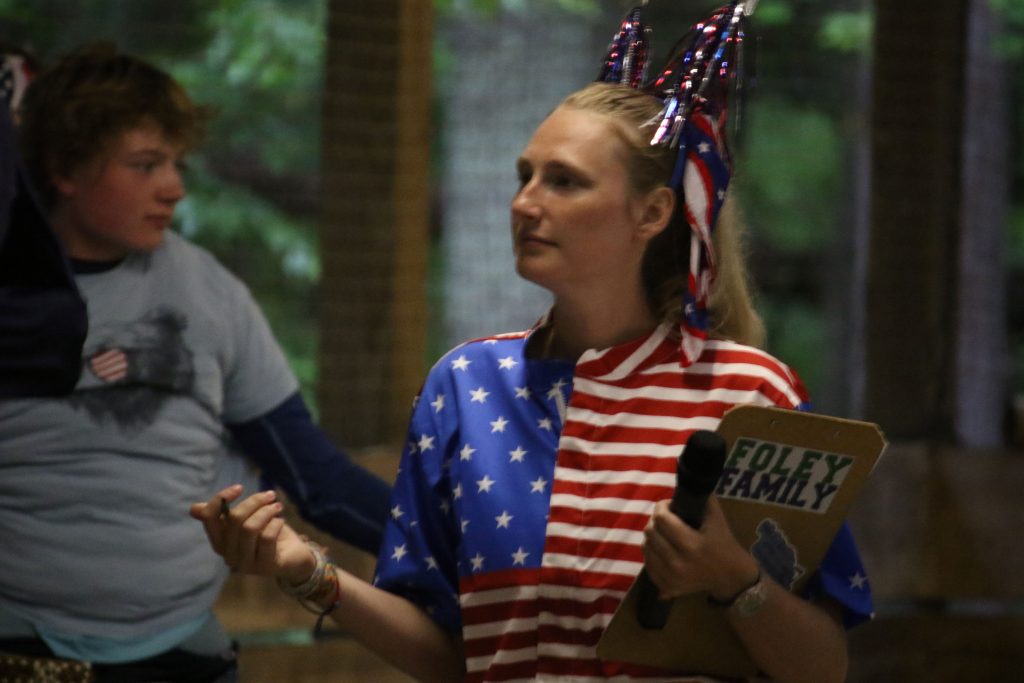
192 82 871 683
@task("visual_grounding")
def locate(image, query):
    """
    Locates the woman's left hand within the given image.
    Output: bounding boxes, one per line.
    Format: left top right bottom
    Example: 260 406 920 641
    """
642 495 759 602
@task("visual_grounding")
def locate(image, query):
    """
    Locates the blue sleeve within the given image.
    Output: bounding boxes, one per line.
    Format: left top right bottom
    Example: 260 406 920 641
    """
789 404 873 626
226 391 391 555
803 522 874 628
373 361 463 633
0 105 88 398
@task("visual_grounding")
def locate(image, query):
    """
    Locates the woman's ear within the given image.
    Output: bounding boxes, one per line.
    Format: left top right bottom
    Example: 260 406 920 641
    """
635 186 676 242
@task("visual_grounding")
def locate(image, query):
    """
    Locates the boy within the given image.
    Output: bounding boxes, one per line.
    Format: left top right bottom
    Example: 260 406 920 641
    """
0 43 390 682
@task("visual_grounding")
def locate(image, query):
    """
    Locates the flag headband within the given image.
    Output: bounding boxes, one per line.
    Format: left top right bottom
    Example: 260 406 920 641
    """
597 1 755 363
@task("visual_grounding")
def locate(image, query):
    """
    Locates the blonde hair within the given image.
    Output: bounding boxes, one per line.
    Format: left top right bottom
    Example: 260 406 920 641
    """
559 82 764 347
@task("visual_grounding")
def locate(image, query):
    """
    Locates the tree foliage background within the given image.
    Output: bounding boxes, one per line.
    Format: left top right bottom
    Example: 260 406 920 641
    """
435 0 876 414
3 0 1019 414
1 0 324 403
991 0 1024 393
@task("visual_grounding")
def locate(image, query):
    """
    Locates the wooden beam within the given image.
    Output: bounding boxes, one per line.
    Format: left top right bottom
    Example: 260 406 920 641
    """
318 0 432 447
863 0 967 439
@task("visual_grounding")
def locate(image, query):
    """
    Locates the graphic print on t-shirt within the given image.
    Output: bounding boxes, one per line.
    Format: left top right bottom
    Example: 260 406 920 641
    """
70 306 195 432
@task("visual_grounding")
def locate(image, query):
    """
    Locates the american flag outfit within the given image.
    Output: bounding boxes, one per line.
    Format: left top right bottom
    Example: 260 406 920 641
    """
375 316 872 682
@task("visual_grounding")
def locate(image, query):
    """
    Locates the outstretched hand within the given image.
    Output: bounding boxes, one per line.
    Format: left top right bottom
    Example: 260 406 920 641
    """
642 495 759 602
190 484 315 585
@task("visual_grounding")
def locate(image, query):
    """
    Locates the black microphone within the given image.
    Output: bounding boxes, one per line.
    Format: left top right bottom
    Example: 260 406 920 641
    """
635 429 728 629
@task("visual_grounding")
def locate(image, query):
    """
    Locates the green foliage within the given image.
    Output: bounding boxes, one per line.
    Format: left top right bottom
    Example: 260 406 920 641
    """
761 299 824 395
990 0 1024 58
435 0 598 18
737 98 841 252
169 0 325 175
747 0 872 55
723 0 870 406
176 165 319 283
548 0 600 16
819 10 872 54
991 0 1024 395
168 0 325 402
1014 339 1024 396
1009 206 1024 268
1 0 325 404
1 0 212 57
752 0 794 27
0 0 36 26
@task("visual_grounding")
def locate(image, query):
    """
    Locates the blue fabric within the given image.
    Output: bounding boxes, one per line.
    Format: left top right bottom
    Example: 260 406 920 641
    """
227 392 392 555
0 605 232 663
0 234 297 640
376 333 875 633
0 105 86 397
37 613 212 663
804 521 874 627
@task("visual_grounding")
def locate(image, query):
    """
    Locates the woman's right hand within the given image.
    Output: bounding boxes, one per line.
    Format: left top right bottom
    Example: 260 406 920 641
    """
190 484 315 586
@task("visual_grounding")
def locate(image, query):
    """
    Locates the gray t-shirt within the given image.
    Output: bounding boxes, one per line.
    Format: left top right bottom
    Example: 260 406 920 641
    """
0 231 298 640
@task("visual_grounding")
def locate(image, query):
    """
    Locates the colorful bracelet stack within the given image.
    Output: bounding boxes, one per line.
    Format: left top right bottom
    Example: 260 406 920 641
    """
277 540 342 636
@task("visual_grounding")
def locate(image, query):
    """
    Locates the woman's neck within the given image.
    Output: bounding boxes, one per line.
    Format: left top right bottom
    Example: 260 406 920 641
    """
543 290 659 361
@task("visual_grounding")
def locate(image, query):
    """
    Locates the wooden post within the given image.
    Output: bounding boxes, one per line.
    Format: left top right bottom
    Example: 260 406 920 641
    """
954 0 1010 447
863 0 967 440
318 0 432 448
864 0 1010 446
388 1 433 439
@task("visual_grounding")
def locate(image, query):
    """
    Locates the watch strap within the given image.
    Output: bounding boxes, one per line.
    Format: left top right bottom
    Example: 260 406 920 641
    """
708 570 768 616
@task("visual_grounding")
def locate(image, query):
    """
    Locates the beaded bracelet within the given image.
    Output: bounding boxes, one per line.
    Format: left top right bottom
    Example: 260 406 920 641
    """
277 541 342 636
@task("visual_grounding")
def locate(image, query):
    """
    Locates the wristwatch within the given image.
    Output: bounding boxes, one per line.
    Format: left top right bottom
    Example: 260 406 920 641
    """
709 571 769 617
731 572 769 616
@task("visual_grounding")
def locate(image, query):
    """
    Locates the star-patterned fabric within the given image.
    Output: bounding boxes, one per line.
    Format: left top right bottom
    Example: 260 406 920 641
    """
375 317 872 682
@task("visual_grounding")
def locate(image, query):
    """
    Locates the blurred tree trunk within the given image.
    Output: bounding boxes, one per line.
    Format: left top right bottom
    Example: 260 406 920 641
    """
954 0 1010 447
865 0 1009 445
822 34 873 420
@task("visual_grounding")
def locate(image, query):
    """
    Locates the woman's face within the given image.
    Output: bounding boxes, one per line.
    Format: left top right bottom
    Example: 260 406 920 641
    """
511 106 662 303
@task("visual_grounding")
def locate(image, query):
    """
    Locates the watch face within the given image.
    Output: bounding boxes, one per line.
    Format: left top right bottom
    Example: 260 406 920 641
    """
734 576 769 616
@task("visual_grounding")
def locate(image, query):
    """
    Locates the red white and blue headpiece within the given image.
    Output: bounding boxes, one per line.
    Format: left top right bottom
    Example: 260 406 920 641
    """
598 1 755 362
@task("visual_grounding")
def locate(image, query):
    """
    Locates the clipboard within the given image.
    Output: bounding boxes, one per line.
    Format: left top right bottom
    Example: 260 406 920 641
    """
596 405 886 678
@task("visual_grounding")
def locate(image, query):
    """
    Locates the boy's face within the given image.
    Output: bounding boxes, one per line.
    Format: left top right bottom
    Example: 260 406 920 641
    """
51 121 186 261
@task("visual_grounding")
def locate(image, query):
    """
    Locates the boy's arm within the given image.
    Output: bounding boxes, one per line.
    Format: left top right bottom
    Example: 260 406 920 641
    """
227 391 392 555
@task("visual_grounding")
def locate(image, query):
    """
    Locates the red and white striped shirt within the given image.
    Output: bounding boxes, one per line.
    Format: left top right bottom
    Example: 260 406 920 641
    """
376 321 861 682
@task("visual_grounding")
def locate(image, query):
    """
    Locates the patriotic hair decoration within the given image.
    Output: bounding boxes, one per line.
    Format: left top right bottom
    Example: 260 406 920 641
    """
596 2 652 89
598 1 755 361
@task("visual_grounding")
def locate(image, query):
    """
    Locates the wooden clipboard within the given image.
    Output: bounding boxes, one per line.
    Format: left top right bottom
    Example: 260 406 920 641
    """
596 405 886 678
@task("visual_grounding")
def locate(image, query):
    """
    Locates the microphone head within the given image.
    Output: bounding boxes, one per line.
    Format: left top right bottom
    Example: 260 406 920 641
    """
678 429 727 495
